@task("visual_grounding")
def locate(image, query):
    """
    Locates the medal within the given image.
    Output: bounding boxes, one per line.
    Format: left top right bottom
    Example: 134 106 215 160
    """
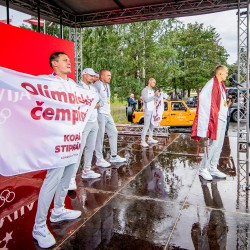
220 84 227 107
103 83 110 104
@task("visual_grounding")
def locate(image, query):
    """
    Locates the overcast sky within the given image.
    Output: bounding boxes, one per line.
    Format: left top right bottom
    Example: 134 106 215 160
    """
0 7 238 64
178 10 238 64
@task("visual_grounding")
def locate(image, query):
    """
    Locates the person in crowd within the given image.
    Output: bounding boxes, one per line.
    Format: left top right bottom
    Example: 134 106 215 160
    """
225 94 235 136
177 92 182 100
32 52 81 248
68 68 101 191
140 78 159 147
128 93 137 110
94 69 127 167
138 96 143 110
170 92 177 100
239 93 245 110
191 65 228 181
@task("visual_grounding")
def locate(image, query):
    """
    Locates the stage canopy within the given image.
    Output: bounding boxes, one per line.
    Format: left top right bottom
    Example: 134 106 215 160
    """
0 0 247 27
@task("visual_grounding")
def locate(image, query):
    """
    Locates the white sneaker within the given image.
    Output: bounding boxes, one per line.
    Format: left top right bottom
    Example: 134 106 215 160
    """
209 167 227 178
141 141 149 147
32 224 56 248
68 178 77 191
110 155 127 163
199 168 213 181
148 137 158 144
50 208 81 223
82 170 101 179
96 158 111 168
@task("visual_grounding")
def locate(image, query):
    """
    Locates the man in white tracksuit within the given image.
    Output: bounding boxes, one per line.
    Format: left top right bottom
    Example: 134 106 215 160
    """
141 78 160 147
94 69 126 167
191 65 228 181
32 52 81 249
68 68 101 190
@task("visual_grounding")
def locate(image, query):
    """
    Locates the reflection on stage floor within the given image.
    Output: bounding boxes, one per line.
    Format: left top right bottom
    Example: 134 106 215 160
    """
1 129 249 250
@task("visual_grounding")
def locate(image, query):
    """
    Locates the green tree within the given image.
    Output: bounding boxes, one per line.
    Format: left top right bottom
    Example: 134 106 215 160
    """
124 20 178 92
169 22 228 96
21 19 232 100
80 19 179 100
81 25 128 100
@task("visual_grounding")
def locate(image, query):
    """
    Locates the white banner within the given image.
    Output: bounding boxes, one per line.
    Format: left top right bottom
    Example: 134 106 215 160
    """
0 67 98 176
151 92 167 126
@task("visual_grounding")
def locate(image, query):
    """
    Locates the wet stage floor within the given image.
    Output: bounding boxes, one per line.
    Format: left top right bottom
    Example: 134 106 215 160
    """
1 124 250 250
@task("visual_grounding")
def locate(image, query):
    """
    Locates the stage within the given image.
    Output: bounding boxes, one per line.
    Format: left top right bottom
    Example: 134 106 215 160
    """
1 123 249 249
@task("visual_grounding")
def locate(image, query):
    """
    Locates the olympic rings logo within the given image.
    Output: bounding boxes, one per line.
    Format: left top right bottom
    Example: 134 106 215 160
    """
0 108 11 125
0 189 15 207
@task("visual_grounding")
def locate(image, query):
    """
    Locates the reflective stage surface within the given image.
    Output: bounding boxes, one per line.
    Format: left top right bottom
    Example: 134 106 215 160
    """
1 125 250 250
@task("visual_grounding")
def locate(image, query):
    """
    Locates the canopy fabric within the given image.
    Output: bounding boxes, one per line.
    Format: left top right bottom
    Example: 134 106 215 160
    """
0 0 247 27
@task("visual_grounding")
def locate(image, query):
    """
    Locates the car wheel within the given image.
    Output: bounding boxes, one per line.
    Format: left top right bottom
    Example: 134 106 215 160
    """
139 118 144 124
232 110 237 122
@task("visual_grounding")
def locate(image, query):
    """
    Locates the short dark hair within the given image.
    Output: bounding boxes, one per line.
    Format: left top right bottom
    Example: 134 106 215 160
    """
49 52 67 69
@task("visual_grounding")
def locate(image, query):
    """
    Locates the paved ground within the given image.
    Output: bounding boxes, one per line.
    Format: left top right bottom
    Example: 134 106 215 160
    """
1 122 250 250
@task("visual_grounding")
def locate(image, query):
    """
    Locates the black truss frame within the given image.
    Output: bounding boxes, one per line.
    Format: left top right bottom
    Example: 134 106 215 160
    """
0 0 248 27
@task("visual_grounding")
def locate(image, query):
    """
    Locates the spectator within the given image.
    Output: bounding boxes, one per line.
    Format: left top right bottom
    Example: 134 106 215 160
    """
239 93 245 109
177 92 182 100
225 94 235 136
128 93 137 110
170 92 177 100
138 96 143 110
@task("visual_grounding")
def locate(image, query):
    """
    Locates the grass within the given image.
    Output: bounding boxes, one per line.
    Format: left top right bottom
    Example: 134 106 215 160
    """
111 103 128 124
110 98 129 124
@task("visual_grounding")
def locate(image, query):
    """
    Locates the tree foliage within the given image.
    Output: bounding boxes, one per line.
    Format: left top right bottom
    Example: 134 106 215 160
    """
81 20 229 98
23 19 232 99
81 20 180 100
169 23 228 95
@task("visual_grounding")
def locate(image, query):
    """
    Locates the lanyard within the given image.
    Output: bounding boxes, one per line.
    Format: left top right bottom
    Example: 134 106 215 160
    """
104 84 110 98
220 84 226 100
220 84 227 107
52 72 69 81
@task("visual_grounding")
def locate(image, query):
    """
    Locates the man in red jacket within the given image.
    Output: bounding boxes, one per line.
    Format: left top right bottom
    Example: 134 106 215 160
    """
191 65 228 181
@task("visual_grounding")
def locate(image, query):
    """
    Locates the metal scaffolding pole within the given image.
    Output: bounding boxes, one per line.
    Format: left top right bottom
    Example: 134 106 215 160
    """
233 6 250 249
237 0 250 209
69 27 83 83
